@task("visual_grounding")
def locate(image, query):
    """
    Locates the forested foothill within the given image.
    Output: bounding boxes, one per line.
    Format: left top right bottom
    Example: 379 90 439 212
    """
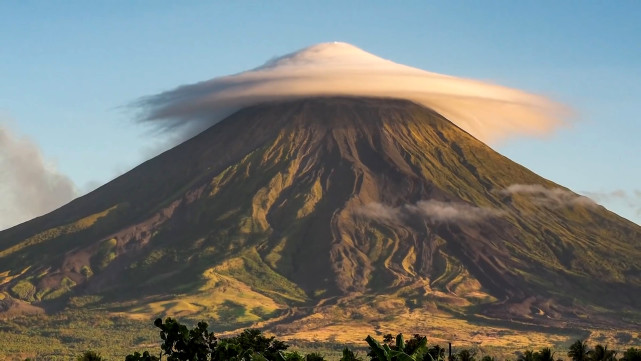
37 318 641 361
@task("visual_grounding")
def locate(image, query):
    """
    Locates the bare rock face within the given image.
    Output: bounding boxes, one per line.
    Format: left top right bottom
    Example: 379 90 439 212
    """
1 97 640 331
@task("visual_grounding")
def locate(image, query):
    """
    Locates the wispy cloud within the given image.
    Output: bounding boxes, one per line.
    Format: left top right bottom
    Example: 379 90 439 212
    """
356 202 402 222
0 125 77 230
500 184 596 207
411 200 502 222
136 42 569 145
582 189 641 218
355 200 502 224
582 189 640 203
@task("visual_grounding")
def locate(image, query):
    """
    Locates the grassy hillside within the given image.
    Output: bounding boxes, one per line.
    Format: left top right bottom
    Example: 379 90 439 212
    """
0 97 639 356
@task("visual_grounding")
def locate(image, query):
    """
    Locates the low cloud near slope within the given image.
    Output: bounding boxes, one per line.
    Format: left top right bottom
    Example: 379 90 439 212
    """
0 124 77 230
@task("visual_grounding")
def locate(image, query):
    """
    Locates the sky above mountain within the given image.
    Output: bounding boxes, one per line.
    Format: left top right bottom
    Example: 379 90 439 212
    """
1 1 640 229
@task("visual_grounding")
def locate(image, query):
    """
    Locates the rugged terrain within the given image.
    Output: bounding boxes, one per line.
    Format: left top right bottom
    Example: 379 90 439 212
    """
0 97 640 352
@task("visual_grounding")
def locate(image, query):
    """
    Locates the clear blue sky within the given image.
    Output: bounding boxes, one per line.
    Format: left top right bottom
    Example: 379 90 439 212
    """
1 1 640 226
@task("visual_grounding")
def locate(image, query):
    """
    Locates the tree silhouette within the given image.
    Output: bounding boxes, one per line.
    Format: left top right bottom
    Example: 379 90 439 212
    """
213 328 288 361
518 350 536 361
125 351 160 361
76 351 106 361
304 353 326 361
457 349 476 361
124 318 299 361
155 317 217 361
427 345 446 361
537 347 555 361
365 333 427 361
621 348 641 361
340 347 363 361
588 345 616 361
284 352 305 361
569 340 590 361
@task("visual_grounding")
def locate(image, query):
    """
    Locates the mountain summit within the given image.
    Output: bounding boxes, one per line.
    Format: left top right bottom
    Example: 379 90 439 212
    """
1 97 639 344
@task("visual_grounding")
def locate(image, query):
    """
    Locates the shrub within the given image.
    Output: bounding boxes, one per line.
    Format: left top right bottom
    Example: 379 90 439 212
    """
77 350 106 361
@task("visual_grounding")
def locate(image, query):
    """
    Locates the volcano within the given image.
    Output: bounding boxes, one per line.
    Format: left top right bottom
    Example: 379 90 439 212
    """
0 97 640 347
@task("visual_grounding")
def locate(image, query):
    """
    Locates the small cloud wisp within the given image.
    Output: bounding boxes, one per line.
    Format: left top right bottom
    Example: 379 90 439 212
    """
355 200 502 224
500 184 596 208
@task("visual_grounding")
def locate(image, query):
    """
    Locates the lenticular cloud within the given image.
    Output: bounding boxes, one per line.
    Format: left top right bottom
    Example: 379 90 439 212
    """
138 42 568 144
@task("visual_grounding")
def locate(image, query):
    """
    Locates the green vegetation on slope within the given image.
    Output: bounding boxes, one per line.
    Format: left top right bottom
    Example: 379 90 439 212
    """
25 317 641 361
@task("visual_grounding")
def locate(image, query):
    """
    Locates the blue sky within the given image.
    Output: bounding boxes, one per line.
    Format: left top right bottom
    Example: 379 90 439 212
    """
1 1 640 227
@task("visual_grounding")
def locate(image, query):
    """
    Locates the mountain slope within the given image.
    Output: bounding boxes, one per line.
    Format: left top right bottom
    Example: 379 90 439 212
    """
1 97 639 336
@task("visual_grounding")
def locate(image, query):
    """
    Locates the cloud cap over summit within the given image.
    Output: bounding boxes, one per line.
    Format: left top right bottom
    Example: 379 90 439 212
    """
138 42 569 144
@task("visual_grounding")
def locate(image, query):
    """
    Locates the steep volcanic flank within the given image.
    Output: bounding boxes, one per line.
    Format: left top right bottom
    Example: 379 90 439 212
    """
0 97 640 336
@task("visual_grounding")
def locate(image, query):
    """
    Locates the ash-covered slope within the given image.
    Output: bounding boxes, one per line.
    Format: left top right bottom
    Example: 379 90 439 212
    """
0 97 639 331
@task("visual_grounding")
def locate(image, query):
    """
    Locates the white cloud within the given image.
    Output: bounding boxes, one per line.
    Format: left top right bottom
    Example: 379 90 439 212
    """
582 189 640 203
137 42 569 144
355 202 403 222
582 189 641 219
501 184 596 207
0 125 77 230
355 200 501 223
409 200 502 222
